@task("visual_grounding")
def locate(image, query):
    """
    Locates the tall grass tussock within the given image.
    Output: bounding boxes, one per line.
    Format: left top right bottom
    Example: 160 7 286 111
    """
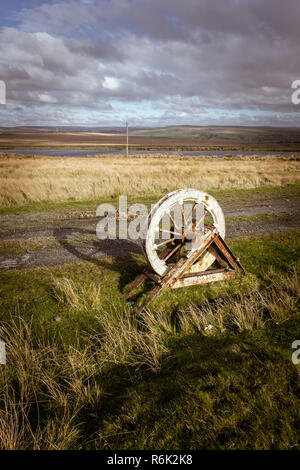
0 266 299 449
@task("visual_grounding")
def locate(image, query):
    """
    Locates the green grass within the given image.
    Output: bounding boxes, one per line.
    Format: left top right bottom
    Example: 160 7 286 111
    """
0 193 164 216
0 230 299 449
226 212 291 224
96 320 300 449
0 230 299 342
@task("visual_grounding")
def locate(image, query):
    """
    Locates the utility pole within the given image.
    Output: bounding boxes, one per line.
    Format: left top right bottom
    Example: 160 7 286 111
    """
126 121 129 157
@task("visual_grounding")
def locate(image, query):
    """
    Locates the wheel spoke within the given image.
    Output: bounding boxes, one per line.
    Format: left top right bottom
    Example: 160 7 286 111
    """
158 246 171 260
195 209 208 231
169 212 180 231
156 237 174 248
180 204 188 226
162 242 182 262
186 202 198 226
159 228 182 237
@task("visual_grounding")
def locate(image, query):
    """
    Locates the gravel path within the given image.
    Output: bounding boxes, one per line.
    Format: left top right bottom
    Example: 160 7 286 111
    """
0 194 299 269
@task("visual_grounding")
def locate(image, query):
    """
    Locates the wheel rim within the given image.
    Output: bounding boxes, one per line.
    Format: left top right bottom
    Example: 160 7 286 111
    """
143 188 225 276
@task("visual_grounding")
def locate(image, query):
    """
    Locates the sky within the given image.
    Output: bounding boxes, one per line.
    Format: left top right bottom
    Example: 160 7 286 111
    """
0 0 299 127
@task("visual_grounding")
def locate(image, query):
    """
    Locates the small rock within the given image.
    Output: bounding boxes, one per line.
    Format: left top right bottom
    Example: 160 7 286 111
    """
53 315 61 322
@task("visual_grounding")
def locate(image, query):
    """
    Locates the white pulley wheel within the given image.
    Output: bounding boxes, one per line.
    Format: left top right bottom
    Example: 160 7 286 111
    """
143 188 225 276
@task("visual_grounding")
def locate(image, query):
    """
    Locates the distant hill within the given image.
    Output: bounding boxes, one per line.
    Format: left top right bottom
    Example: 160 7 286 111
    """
1 125 299 145
1 125 300 151
0 126 148 134
133 125 300 144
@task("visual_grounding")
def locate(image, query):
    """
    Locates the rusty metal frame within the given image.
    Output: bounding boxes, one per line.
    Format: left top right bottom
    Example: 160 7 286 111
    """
123 228 244 313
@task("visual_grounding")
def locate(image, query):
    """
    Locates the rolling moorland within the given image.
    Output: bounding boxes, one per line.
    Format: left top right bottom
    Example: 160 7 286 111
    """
0 148 299 449
1 125 300 151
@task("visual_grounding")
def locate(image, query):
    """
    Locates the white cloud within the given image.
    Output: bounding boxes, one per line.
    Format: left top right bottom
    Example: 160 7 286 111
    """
38 93 57 103
102 76 120 90
1 0 300 125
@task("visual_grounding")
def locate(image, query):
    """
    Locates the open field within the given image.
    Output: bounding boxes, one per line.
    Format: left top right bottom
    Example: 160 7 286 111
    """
2 0 300 451
1 125 300 151
0 153 300 207
0 230 299 449
0 152 299 449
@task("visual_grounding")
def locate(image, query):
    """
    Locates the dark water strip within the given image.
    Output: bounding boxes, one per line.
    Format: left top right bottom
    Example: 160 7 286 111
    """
0 148 299 158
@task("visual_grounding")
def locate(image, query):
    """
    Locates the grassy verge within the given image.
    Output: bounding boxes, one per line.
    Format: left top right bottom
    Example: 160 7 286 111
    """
0 183 299 216
0 230 299 449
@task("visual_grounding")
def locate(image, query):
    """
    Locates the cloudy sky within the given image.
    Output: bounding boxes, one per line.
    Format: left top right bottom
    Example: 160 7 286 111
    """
0 0 299 127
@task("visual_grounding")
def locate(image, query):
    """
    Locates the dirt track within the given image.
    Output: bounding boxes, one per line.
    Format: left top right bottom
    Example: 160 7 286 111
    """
0 191 299 270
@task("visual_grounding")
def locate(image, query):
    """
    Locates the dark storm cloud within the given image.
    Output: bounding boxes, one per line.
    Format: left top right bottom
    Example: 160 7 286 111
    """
0 0 299 126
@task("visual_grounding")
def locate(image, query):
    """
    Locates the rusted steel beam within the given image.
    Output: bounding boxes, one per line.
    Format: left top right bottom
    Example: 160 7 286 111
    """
144 270 161 284
122 272 147 299
135 284 162 313
213 235 245 272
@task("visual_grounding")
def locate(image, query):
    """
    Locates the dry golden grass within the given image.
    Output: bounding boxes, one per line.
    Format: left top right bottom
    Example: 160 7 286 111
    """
52 277 102 312
0 153 299 207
